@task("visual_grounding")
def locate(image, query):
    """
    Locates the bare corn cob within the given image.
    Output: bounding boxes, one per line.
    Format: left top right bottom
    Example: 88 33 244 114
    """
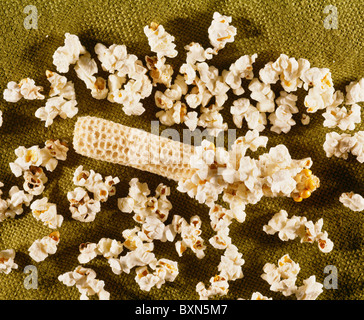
73 116 319 201
73 116 196 181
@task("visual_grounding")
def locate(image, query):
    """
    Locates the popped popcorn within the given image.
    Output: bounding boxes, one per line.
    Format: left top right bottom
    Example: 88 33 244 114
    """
224 54 257 95
118 178 172 224
345 78 364 105
248 78 275 113
78 238 124 264
145 55 174 88
10 145 43 177
207 12 237 53
295 276 324 300
17 78 45 100
261 254 300 296
144 22 178 59
172 215 206 259
67 187 101 222
3 81 23 102
46 70 76 100
301 113 310 125
196 244 244 300
72 165 119 202
58 266 110 300
230 98 266 131
35 96 78 127
30 197 63 229
0 249 18 274
74 52 108 100
339 192 364 212
322 103 361 131
28 231 60 262
135 258 179 291
263 210 334 253
323 131 357 161
0 186 33 221
52 33 87 73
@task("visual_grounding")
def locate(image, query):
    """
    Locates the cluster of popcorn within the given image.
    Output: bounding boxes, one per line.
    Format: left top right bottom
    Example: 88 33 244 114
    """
28 231 60 262
58 266 110 300
263 210 334 253
339 192 364 212
196 244 244 300
0 249 18 274
10 140 69 196
261 254 323 300
95 42 152 116
323 131 364 163
35 70 78 127
3 78 45 102
177 131 320 214
67 165 120 222
78 238 123 264
0 182 33 223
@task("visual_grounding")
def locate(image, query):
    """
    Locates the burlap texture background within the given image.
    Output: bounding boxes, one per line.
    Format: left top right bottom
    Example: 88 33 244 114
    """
0 0 363 300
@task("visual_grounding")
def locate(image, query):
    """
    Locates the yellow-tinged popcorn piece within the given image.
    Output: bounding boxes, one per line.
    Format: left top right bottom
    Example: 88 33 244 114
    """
30 197 63 229
0 249 18 274
339 191 364 212
28 231 60 262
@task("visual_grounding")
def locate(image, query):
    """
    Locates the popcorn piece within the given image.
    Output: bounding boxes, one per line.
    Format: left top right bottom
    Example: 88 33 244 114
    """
224 54 257 95
263 210 333 253
248 78 275 113
208 12 237 53
94 43 128 74
196 244 244 300
261 254 300 296
345 78 364 105
67 187 101 222
74 53 108 100
230 98 267 131
144 22 177 59
78 238 124 264
0 249 18 274
323 132 356 160
3 81 23 102
145 55 174 88
18 78 45 100
339 192 364 212
53 33 87 73
35 96 78 127
30 197 63 229
10 145 43 177
46 70 76 100
72 165 119 202
198 104 228 137
135 258 179 291
250 292 272 300
28 231 60 262
22 166 48 196
172 215 206 259
295 276 323 300
322 104 361 131
58 266 110 300
118 178 172 224
1 186 33 221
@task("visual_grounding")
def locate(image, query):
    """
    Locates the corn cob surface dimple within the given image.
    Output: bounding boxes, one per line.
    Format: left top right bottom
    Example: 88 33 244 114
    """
73 116 196 182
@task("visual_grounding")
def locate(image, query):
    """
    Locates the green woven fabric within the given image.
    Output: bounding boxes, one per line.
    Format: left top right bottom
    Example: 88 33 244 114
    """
0 0 363 300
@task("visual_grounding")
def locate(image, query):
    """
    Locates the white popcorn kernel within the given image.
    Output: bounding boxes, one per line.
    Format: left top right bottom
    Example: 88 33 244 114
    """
322 104 361 131
295 276 323 300
196 275 229 300
44 139 69 161
35 96 78 127
67 187 101 222
28 231 60 262
30 197 63 229
144 22 178 59
218 244 245 281
225 54 258 94
230 98 266 131
198 104 228 137
10 145 43 177
248 78 275 113
323 131 356 160
46 70 76 100
23 166 48 195
345 78 364 105
339 192 364 212
97 238 124 259
261 254 300 296
95 43 128 73
135 266 161 291
268 105 296 134
53 33 87 73
58 266 110 300
0 249 18 274
3 81 23 102
208 12 237 53
4 186 33 219
145 55 174 88
18 78 45 100
78 242 99 264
